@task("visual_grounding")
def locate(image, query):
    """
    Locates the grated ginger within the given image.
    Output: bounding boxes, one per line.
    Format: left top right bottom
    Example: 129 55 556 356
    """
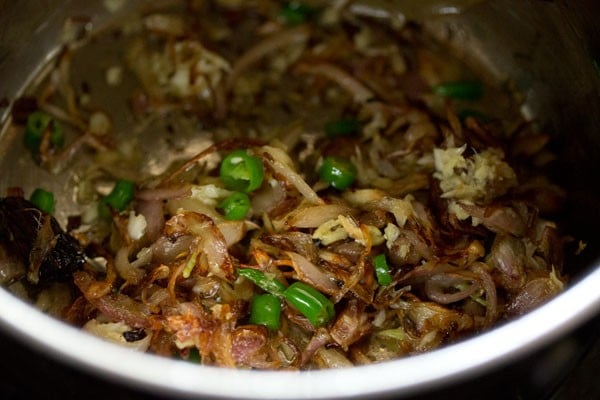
433 145 517 204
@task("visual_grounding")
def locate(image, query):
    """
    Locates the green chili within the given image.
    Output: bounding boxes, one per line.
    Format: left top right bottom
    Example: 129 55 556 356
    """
284 282 334 327
318 156 356 190
24 111 64 153
29 188 55 214
174 347 201 363
373 253 392 286
249 293 282 330
186 348 201 363
324 118 361 138
432 80 483 101
238 268 286 297
280 2 315 26
98 179 135 218
219 192 251 220
219 149 265 193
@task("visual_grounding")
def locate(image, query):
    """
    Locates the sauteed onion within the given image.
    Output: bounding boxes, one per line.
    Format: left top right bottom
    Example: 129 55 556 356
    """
0 0 571 369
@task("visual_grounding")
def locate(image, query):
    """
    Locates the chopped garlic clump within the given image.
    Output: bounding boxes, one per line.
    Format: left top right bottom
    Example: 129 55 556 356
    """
433 145 517 203
169 41 231 98
127 211 147 240
383 223 401 250
313 218 349 245
313 215 384 246
128 39 230 100
190 184 233 207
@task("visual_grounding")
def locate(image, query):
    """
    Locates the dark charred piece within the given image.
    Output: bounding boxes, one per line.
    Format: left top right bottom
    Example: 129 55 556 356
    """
0 196 85 284
123 328 147 342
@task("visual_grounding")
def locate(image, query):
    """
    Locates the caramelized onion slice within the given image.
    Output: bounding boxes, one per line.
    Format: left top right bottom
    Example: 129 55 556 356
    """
285 251 339 295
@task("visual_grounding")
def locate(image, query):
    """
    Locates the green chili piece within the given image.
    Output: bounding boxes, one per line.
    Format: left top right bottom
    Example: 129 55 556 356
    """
318 156 356 190
219 192 251 220
219 149 265 193
373 253 392 286
249 293 282 330
324 118 361 138
284 282 334 327
238 268 286 297
432 81 483 101
187 348 201 363
29 188 55 214
280 2 314 25
24 111 64 153
98 179 135 218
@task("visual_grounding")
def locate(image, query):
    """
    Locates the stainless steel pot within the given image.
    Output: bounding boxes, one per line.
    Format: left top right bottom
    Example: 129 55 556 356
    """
0 1 599 399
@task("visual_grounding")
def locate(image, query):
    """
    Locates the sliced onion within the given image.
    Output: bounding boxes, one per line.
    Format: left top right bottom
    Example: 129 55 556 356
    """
488 235 526 291
275 203 353 230
470 262 498 325
165 212 234 280
231 325 276 369
296 62 374 104
114 246 145 285
330 299 370 350
262 231 318 263
300 328 330 367
424 273 481 304
74 271 152 328
313 347 353 369
151 235 194 265
285 251 339 295
261 145 323 205
217 220 253 248
227 25 310 90
251 180 287 215
136 199 164 242
457 203 528 236
506 270 563 317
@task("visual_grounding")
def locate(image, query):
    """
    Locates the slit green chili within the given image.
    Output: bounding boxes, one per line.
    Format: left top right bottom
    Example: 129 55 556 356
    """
318 156 356 190
220 149 265 193
98 179 135 218
324 118 361 138
219 192 251 220
373 253 392 286
238 268 286 297
249 293 282 330
284 282 334 327
431 80 483 101
238 269 335 327
280 2 315 26
24 111 64 154
29 188 55 214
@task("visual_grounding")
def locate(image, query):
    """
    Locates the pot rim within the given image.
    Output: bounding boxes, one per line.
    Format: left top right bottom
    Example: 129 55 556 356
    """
1 264 599 400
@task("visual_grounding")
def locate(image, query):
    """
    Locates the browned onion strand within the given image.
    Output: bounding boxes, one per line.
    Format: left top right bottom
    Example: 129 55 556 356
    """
226 25 311 91
295 62 375 104
423 273 481 304
0 0 573 370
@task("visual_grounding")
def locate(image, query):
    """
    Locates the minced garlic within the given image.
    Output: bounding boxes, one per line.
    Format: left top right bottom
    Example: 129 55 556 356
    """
433 145 517 204
313 215 384 246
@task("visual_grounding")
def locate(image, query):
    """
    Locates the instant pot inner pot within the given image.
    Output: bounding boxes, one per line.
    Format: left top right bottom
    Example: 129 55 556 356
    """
0 0 598 397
